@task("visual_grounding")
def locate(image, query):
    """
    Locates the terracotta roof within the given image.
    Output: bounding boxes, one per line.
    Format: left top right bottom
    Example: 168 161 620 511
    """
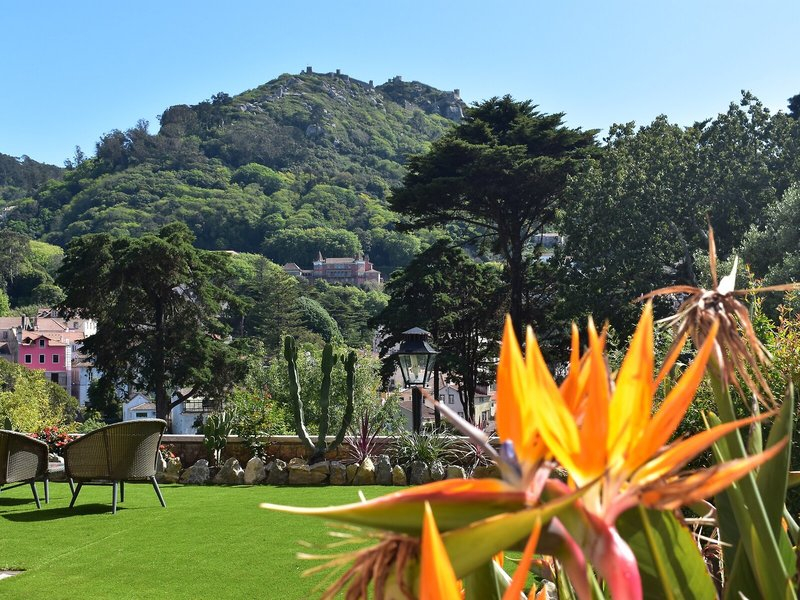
397 399 437 419
283 262 302 270
21 334 67 346
32 318 68 331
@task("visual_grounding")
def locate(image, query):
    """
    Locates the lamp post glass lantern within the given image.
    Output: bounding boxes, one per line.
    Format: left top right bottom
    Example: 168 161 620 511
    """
394 327 438 433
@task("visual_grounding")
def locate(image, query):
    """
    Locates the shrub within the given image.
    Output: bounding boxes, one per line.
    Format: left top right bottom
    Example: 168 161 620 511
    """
228 389 289 461
30 425 75 456
392 431 464 467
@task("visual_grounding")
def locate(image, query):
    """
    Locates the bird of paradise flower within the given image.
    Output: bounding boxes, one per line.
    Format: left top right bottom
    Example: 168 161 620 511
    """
261 303 784 599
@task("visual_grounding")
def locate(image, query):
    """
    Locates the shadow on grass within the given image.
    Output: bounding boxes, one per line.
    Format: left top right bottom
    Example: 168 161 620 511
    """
0 497 38 507
2 504 118 522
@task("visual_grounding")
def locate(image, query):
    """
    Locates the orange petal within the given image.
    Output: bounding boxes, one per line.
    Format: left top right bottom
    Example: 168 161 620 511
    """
609 304 654 466
421 502 462 600
633 411 772 484
503 516 542 600
573 318 610 483
525 332 582 473
640 439 787 510
627 320 719 472
497 316 538 463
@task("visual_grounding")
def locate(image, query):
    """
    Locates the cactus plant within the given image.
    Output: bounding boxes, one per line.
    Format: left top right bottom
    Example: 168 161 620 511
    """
203 410 234 465
284 336 356 463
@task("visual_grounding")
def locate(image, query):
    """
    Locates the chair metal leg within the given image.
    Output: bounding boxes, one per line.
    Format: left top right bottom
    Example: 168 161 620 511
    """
68 478 75 495
44 476 50 504
120 480 124 503
69 482 83 508
30 481 41 509
151 477 166 508
111 481 118 514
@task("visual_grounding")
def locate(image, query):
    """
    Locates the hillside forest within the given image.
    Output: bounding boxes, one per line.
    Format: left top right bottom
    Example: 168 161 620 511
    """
2 69 800 427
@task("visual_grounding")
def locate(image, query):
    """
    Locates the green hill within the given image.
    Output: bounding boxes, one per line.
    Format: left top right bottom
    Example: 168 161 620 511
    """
0 70 464 275
0 153 63 202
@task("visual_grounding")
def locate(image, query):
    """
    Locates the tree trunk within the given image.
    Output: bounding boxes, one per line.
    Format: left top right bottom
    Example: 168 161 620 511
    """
507 233 525 340
153 299 171 429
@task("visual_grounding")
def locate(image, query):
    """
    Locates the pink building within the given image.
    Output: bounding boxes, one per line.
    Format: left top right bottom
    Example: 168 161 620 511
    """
18 333 72 389
310 253 381 285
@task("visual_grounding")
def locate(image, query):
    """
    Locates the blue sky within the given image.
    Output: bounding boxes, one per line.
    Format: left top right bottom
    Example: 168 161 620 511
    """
2 0 798 166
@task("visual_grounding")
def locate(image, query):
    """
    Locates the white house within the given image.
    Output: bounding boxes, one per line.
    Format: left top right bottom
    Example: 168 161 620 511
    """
121 389 212 434
123 392 157 421
436 380 495 427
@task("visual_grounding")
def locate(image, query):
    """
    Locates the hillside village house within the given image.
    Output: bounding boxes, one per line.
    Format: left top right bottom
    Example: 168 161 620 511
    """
436 378 496 428
283 252 381 286
0 313 98 405
122 390 211 434
394 374 497 431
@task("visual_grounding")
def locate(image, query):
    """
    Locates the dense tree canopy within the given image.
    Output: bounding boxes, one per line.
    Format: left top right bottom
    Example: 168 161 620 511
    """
390 96 599 335
373 240 504 422
57 222 243 423
557 94 800 339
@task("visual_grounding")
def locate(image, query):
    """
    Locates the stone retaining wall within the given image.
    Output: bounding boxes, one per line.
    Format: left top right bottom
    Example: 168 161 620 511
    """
161 434 397 466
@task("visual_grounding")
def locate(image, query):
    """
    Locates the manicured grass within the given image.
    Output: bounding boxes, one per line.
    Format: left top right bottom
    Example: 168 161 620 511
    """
0 482 396 599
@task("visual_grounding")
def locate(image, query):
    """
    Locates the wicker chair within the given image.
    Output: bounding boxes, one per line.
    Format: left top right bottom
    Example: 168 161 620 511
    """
63 419 167 514
0 430 48 508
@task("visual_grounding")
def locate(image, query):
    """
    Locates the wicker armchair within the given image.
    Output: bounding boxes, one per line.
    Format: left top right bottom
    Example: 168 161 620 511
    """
63 419 167 514
0 430 48 508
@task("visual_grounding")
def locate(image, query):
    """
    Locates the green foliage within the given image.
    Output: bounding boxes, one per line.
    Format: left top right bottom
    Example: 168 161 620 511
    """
262 226 362 266
228 388 289 460
0 288 9 316
391 95 599 332
0 233 64 308
0 361 68 432
226 253 307 354
616 507 717 600
87 376 122 421
374 240 504 421
392 430 464 466
559 95 800 339
225 341 291 458
305 280 387 347
294 296 342 343
231 163 288 194
0 152 62 202
4 72 451 277
741 184 800 288
74 411 107 434
57 223 242 421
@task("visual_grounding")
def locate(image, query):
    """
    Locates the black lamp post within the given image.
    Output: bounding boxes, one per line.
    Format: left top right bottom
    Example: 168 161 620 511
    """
393 327 438 433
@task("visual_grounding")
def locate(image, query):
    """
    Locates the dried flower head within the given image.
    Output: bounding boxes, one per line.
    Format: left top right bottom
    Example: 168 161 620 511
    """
639 225 799 406
298 525 418 600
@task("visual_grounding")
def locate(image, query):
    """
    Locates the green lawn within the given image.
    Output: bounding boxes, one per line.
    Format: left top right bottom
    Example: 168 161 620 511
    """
0 482 396 599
